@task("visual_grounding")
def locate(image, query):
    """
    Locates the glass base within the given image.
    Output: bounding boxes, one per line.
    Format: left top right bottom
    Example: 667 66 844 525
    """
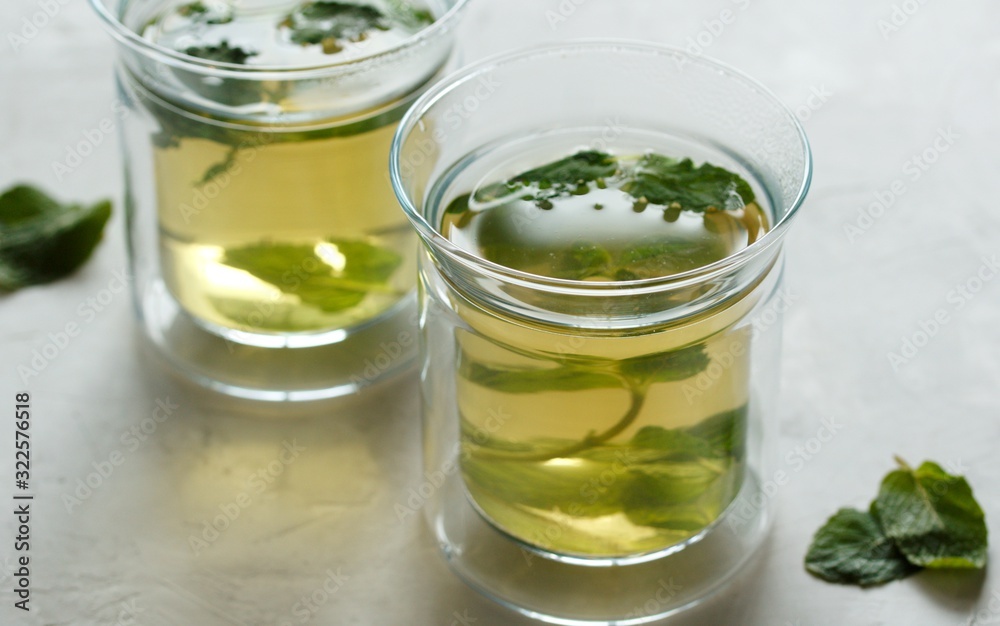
432 472 770 625
139 279 417 401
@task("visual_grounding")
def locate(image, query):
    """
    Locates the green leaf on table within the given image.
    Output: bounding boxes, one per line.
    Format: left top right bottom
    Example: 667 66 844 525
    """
0 185 112 291
184 40 257 64
621 154 754 212
280 2 390 53
805 508 918 587
221 239 402 314
871 458 988 569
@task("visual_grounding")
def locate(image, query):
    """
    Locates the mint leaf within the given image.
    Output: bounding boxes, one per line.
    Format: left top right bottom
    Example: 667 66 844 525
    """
511 150 619 188
684 405 748 460
280 2 389 54
459 343 708 396
459 360 622 394
872 459 988 569
616 237 730 279
221 239 402 314
631 426 724 461
385 0 434 28
462 454 629 518
618 344 710 385
177 1 234 24
508 150 618 209
805 508 918 587
622 154 754 212
550 242 613 280
184 40 257 64
0 185 112 290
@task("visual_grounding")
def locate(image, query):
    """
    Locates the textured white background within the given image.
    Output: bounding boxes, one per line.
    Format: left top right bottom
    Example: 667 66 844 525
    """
2 0 1000 624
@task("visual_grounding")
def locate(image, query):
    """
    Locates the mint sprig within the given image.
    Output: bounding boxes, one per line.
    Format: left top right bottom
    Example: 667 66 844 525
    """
805 457 988 586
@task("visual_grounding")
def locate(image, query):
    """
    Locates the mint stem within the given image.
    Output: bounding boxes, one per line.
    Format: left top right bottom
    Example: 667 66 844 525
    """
470 382 647 462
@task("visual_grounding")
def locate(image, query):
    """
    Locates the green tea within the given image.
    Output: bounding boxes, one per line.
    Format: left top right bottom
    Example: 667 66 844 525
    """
139 1 435 333
442 147 769 558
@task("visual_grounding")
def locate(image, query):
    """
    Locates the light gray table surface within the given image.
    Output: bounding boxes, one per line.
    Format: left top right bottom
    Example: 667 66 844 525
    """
2 0 999 624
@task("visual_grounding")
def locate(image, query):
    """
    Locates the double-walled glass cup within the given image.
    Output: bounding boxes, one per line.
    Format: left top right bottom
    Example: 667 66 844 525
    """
392 42 811 623
91 0 470 400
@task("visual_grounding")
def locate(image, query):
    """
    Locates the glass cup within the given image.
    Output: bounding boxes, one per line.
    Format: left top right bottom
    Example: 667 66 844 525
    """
391 42 811 623
90 0 471 400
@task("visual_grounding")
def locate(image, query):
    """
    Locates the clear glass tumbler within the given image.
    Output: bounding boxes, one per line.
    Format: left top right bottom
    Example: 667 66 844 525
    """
391 42 811 623
90 0 470 400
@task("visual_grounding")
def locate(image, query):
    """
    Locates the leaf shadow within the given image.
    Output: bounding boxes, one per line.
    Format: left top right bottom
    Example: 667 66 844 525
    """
911 566 987 615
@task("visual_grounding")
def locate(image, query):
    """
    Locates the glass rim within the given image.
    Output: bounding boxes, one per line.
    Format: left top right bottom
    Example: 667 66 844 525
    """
88 0 472 78
390 39 813 294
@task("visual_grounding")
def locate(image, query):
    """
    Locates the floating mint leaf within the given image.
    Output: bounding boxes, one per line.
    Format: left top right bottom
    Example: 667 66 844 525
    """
511 150 619 188
221 239 402 315
805 508 918 587
0 185 112 290
385 0 434 28
872 458 988 569
177 1 234 24
280 2 390 53
622 154 754 212
184 40 257 64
